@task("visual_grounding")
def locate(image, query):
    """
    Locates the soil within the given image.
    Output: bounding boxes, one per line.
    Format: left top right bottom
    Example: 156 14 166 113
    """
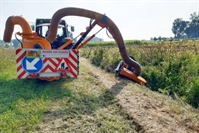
80 58 199 133
37 58 199 133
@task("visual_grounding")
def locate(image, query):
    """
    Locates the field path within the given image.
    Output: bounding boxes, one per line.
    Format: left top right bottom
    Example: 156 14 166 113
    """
37 58 199 133
80 58 199 133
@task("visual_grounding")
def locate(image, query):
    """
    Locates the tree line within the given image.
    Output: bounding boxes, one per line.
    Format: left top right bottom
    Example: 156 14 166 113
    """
172 12 199 39
0 39 19 48
150 12 199 41
2 12 199 44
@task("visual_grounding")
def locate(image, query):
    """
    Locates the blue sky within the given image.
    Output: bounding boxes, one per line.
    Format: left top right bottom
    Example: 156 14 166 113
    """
0 0 198 41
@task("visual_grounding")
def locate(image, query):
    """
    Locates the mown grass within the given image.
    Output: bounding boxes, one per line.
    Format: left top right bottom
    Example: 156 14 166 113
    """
80 39 199 108
0 47 136 132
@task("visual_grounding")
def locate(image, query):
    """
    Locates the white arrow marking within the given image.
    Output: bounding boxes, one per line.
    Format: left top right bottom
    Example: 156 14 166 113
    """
26 58 40 70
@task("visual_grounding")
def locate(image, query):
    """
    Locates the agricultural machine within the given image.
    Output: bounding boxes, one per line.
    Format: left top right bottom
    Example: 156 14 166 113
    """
3 7 146 84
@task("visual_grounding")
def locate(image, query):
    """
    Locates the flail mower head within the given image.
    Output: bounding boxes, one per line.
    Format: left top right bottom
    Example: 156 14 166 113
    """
115 56 146 85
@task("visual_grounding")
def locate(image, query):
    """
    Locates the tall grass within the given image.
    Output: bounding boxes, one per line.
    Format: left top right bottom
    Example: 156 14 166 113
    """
86 39 153 47
80 40 199 108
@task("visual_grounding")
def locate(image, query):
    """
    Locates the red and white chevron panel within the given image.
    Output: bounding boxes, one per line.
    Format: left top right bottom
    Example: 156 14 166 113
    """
16 48 79 79
40 58 59 73
16 49 29 79
66 50 79 78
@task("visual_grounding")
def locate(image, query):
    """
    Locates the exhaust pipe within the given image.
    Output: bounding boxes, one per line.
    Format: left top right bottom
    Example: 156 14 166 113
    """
46 7 141 76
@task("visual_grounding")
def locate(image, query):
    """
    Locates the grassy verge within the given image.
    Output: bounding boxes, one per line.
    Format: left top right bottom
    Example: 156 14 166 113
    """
80 40 199 108
0 47 136 132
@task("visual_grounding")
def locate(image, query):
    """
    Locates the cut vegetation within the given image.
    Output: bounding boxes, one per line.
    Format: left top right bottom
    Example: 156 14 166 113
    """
0 43 199 132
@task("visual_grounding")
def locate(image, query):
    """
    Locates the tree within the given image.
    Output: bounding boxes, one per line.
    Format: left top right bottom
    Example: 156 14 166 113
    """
185 12 199 38
172 18 188 39
172 12 199 39
158 36 162 41
4 43 10 48
153 37 158 41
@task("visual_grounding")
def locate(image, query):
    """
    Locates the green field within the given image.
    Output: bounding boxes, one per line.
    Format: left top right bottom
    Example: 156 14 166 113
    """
1 40 199 132
0 48 136 132
81 39 199 108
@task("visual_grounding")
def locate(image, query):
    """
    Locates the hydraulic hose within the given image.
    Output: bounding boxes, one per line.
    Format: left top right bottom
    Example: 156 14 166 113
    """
46 7 141 76
3 16 32 42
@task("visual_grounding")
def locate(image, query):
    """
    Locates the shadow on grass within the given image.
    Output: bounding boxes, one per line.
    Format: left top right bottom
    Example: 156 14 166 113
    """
43 79 129 117
0 78 74 113
0 75 136 132
39 79 145 132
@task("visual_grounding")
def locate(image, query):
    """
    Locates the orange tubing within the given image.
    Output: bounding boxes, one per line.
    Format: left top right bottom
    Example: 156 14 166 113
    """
3 16 51 49
46 7 141 76
3 16 32 42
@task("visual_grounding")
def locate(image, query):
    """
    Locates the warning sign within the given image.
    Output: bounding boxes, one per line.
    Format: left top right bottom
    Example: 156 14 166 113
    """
57 59 69 72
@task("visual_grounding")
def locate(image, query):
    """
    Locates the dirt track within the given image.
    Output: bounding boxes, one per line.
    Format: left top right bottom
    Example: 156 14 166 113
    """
37 58 199 133
80 58 199 133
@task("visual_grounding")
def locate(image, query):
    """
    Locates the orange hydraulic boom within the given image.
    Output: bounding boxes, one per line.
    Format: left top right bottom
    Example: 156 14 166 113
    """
3 7 146 84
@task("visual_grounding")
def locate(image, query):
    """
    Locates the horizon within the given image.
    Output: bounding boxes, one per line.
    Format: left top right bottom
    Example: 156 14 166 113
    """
0 0 198 41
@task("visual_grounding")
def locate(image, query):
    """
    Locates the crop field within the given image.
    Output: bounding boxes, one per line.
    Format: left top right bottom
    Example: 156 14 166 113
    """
81 39 199 108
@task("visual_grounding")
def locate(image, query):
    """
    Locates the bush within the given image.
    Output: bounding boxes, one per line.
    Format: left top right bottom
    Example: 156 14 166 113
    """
80 40 199 108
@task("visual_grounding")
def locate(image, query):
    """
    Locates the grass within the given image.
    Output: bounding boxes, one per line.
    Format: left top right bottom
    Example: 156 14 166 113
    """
1 41 199 132
80 39 199 108
86 39 153 47
0 47 136 132
0 78 72 131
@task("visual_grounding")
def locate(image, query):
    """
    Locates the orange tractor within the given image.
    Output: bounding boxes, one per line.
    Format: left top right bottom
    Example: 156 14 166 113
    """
3 7 146 84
